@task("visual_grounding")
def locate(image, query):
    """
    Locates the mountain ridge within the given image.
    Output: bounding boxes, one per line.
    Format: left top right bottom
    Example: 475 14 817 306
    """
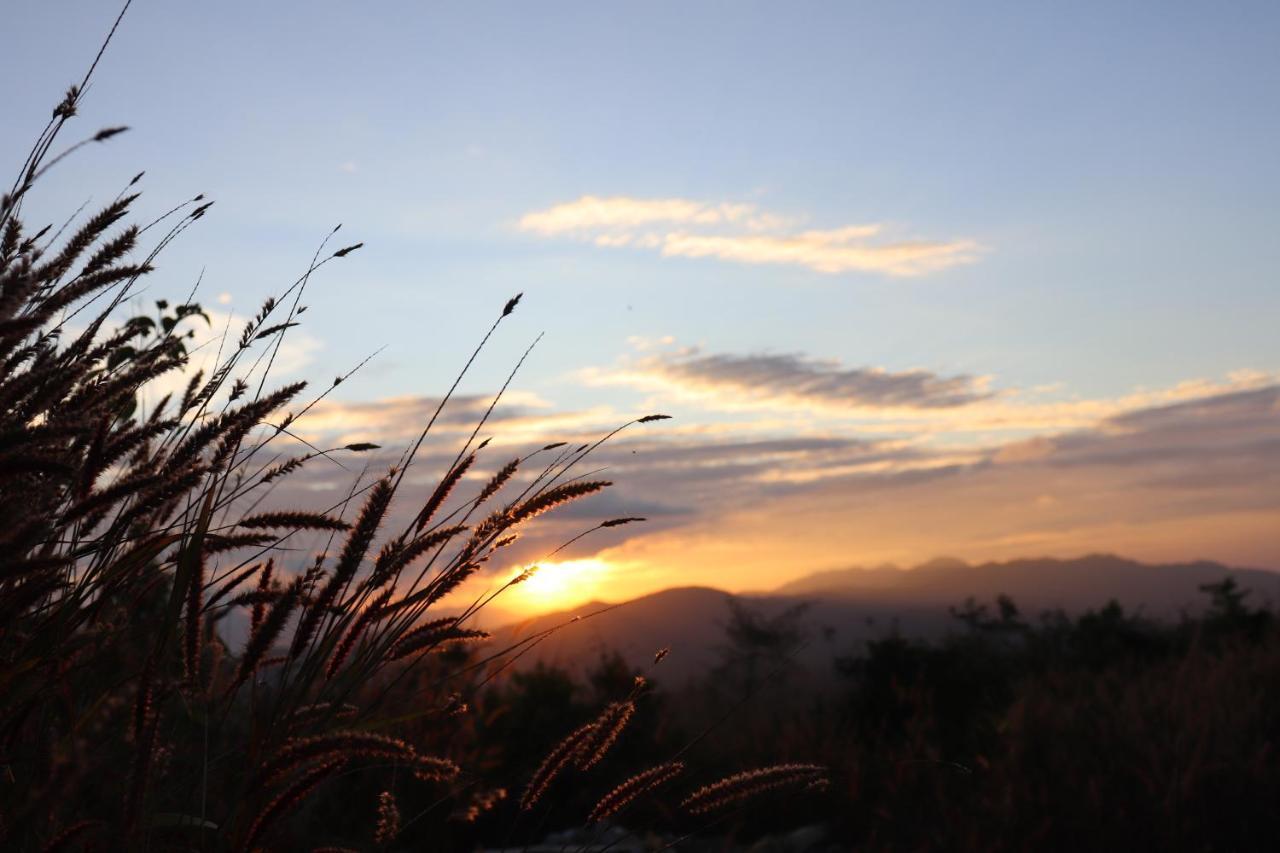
481 555 1280 681
487 554 1280 683
771 552 1279 607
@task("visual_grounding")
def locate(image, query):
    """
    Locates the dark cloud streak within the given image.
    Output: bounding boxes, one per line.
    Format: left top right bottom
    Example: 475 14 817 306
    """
634 349 992 410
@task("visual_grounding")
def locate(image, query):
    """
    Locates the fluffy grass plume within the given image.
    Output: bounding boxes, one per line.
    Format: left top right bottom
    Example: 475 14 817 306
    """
681 764 829 815
588 761 685 823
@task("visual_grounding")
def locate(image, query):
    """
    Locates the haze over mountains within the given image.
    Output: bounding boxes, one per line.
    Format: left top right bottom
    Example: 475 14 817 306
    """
769 553 1280 610
491 554 1280 683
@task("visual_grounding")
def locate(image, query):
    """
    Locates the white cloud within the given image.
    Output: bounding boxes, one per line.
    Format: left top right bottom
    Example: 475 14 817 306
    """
661 229 981 277
518 194 981 277
518 195 755 235
294 392 622 448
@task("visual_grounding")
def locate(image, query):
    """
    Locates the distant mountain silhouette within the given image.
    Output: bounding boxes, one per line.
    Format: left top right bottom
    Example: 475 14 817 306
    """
487 587 953 683
773 553 1280 612
489 554 1280 683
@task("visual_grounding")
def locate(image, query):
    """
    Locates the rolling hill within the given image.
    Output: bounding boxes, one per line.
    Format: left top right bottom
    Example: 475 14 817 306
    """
487 554 1280 684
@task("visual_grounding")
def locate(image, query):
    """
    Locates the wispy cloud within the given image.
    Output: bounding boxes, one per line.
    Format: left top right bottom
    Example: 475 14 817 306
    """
246 365 1280 607
588 382 1280 583
590 346 993 411
661 228 981 276
223 322 1279 604
519 196 759 234
299 391 616 447
518 195 982 277
585 341 1278 438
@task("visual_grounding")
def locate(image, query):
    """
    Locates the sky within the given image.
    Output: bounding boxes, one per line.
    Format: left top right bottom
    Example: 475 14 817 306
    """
4 1 1279 615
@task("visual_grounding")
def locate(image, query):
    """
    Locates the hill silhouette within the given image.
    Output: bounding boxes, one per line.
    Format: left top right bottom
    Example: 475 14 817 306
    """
774 553 1280 609
491 554 1280 682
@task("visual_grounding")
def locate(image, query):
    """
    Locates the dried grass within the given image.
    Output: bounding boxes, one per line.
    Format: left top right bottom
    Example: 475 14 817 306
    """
0 8 822 849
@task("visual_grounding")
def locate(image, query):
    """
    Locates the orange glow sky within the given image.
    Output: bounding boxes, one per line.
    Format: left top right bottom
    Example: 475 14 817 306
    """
280 370 1280 618
9 3 1279 617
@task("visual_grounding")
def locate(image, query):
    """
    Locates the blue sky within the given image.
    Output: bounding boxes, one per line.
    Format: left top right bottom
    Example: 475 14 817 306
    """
5 1 1279 605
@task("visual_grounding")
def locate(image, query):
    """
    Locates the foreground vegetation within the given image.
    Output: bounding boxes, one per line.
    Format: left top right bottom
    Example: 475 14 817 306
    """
589 580 1276 851
831 584 1278 851
0 14 827 850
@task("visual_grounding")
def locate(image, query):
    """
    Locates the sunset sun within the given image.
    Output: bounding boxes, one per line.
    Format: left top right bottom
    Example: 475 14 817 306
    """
506 559 615 613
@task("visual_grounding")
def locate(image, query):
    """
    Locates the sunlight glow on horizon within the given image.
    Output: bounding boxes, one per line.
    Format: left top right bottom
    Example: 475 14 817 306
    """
503 558 620 614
